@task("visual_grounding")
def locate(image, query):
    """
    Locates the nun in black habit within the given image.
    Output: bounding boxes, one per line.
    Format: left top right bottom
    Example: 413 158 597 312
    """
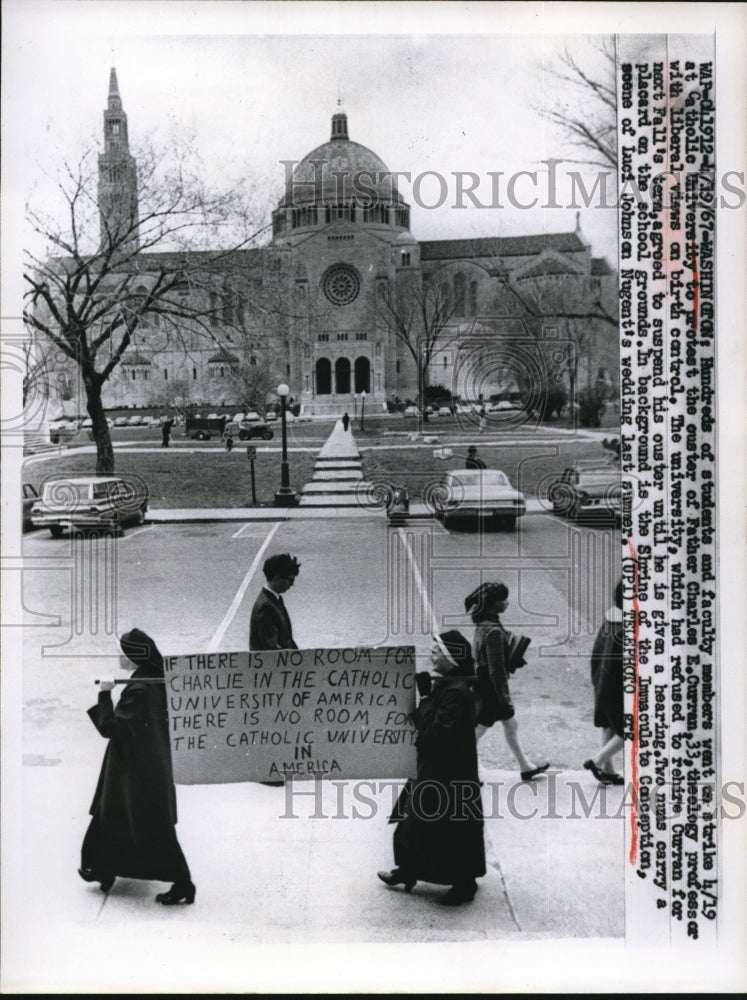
78 628 195 904
378 630 486 906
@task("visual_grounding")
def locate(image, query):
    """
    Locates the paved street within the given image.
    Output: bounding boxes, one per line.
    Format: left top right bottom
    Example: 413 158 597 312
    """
7 511 625 990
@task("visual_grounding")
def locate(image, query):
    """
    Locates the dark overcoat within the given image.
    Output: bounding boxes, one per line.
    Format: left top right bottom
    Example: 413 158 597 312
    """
473 616 515 724
249 587 297 651
81 634 188 882
393 676 486 885
590 608 624 737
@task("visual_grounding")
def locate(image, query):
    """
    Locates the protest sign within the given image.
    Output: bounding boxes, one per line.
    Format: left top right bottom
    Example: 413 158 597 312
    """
164 646 416 783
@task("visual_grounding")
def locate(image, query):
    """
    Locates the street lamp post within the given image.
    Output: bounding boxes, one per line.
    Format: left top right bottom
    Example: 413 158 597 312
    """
359 389 366 432
274 382 297 507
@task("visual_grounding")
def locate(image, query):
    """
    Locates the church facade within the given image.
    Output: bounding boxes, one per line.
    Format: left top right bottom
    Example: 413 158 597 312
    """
46 71 618 416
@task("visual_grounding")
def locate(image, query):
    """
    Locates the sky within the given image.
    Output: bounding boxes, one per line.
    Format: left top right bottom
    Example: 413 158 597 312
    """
3 1 623 283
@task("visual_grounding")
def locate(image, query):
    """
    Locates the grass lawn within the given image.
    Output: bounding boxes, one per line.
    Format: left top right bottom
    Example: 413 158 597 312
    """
24 448 318 509
24 412 619 507
360 440 615 502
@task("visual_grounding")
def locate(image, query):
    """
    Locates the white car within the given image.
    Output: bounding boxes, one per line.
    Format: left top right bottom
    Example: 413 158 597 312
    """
434 469 526 530
264 411 278 422
437 406 453 417
31 476 149 538
113 416 129 427
403 405 418 417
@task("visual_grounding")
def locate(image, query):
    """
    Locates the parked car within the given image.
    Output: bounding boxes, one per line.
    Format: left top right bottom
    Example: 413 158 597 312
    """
433 469 526 530
48 417 80 443
23 483 39 530
223 419 274 442
547 463 621 522
437 406 453 417
264 411 278 422
185 415 227 440
113 416 129 427
30 476 149 538
403 405 418 417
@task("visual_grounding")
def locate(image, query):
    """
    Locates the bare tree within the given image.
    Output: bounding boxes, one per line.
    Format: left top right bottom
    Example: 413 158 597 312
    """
376 272 459 433
536 38 617 171
23 134 268 472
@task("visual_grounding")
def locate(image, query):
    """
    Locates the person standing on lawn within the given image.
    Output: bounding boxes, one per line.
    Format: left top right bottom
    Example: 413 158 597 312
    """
465 446 486 470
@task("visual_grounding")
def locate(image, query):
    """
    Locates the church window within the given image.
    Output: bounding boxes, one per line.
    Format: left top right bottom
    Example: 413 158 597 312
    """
318 333 329 342
209 291 219 327
439 283 451 313
396 360 401 373
236 294 245 326
193 368 198 380
336 333 349 341
110 121 120 136
453 273 466 316
469 280 478 316
222 291 233 325
355 332 367 341
443 356 448 367
250 356 257 366
401 251 411 266
322 264 360 306
395 207 409 228
131 370 136 380
163 369 168 380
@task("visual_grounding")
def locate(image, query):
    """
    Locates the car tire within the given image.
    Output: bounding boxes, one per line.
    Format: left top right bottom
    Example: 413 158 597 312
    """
49 525 64 539
238 430 249 441
262 429 273 441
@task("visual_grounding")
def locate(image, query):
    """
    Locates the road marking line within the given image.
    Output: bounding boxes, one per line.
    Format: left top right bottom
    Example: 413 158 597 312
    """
207 521 281 653
231 522 271 539
397 527 439 635
122 525 155 541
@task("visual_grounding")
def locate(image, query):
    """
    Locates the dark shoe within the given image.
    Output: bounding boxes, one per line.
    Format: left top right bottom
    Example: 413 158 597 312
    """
604 772 624 786
377 869 416 893
156 881 196 905
584 759 617 785
439 882 478 906
520 763 550 781
79 867 115 892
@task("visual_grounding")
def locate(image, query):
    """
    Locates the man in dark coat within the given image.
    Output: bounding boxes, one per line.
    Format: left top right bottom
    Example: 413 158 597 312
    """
465 446 486 469
79 628 194 903
380 630 486 906
341 412 350 431
161 417 174 448
249 553 301 651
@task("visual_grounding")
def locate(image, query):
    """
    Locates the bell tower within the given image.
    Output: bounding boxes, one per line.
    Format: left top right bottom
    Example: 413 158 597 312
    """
98 68 139 252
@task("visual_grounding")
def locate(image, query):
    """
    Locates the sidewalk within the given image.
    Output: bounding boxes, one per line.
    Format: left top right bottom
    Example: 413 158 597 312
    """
3 762 624 992
146 498 548 523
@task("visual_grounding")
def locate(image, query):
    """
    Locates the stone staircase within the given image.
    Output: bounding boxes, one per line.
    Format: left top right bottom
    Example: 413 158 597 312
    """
298 421 385 510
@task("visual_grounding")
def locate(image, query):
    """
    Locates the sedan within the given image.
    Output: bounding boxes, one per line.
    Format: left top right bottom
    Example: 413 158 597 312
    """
31 476 149 538
434 469 526 530
547 464 621 522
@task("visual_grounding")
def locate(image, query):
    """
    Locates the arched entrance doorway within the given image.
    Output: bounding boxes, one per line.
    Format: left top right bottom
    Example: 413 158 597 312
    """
315 357 331 395
354 356 370 393
335 357 351 394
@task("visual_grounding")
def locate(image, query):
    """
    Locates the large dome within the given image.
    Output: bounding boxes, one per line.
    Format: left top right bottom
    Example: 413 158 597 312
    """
273 111 409 235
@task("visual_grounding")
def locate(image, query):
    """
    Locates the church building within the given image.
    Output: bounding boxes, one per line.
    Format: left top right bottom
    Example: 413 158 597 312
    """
49 70 618 416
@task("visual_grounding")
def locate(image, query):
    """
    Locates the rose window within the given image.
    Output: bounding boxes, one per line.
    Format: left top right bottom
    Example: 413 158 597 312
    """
322 264 360 306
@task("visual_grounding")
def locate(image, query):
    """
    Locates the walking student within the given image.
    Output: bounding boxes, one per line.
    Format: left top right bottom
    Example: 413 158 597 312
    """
79 628 195 905
466 581 549 782
249 552 301 651
583 580 624 785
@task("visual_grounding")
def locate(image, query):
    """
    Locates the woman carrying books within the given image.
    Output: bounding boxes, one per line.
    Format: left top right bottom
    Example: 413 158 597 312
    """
466 581 550 782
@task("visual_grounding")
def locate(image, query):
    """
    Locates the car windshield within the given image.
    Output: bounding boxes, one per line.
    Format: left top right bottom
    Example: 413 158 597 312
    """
448 471 511 487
